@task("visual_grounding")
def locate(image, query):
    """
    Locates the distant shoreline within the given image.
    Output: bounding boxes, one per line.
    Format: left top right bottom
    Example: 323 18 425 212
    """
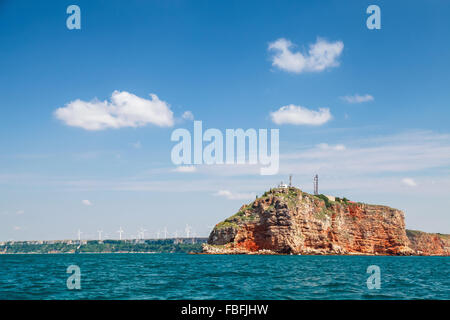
0 251 159 255
0 238 207 254
1 251 449 257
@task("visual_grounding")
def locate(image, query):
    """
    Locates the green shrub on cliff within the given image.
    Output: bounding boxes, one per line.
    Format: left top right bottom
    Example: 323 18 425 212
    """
215 220 238 230
215 202 259 230
335 197 350 205
315 194 332 208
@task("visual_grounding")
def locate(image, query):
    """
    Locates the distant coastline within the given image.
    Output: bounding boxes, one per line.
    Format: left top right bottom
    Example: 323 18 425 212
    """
0 238 207 254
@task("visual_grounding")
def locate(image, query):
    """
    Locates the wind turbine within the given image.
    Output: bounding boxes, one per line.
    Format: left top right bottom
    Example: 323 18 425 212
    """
139 227 147 240
97 229 103 241
185 224 191 238
163 227 168 239
77 229 83 241
156 230 160 239
117 227 124 240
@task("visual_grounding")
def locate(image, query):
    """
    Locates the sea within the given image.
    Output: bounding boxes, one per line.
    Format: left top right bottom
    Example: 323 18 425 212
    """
0 254 448 300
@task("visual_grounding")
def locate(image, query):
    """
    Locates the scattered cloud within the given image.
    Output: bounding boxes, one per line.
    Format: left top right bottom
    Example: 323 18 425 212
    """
131 141 142 149
340 94 374 104
270 104 332 125
213 190 256 200
13 226 22 231
281 131 450 176
54 91 174 130
81 200 92 206
16 210 25 215
2 131 450 198
268 38 344 73
182 111 194 121
317 143 346 151
402 178 418 187
172 166 197 173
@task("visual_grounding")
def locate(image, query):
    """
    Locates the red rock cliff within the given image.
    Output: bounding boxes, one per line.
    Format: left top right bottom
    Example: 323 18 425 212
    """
204 187 449 255
406 230 449 255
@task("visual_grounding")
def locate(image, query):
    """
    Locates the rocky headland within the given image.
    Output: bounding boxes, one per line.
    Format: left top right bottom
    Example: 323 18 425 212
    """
204 187 449 255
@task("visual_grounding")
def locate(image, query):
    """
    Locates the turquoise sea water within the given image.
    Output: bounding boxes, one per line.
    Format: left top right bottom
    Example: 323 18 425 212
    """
0 254 448 300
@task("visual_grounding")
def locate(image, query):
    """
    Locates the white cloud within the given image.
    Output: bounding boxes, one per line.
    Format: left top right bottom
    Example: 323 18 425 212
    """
268 38 344 73
317 143 346 151
402 178 418 187
270 104 332 125
3 131 450 201
25 131 447 196
172 166 197 173
340 94 374 104
281 131 450 175
81 200 92 206
213 190 256 200
131 141 142 149
182 111 194 121
16 210 25 215
54 91 174 130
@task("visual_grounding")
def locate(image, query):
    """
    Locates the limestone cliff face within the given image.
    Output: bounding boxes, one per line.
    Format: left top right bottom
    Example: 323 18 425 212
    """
204 187 448 256
406 230 449 256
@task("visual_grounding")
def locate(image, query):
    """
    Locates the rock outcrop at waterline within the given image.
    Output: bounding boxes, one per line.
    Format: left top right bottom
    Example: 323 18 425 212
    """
203 187 449 256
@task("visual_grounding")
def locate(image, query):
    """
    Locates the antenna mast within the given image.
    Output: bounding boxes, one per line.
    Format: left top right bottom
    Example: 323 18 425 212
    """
314 174 319 195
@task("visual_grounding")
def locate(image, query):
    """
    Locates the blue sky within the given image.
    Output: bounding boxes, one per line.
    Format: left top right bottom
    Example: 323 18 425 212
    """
1 0 450 241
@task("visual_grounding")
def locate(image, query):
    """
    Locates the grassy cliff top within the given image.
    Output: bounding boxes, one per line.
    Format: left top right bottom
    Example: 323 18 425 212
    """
406 229 450 239
214 186 358 230
213 186 405 232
